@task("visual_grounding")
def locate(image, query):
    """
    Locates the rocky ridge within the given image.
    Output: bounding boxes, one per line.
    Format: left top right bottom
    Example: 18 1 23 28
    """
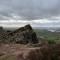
0 24 38 44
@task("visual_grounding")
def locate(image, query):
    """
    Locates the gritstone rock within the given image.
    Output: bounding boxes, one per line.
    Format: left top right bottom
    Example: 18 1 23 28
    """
8 24 38 44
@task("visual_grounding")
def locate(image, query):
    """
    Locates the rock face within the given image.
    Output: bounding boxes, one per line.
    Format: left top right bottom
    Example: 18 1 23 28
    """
0 27 3 31
8 24 38 44
0 27 7 43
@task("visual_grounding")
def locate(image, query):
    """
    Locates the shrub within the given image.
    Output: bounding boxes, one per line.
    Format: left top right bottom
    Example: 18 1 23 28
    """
47 40 56 44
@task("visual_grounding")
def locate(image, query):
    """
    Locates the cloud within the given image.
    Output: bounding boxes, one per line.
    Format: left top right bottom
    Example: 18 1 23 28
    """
0 19 60 27
0 0 60 20
0 0 60 27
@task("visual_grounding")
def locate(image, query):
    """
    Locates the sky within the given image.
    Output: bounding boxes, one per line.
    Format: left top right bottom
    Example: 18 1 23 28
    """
0 0 60 27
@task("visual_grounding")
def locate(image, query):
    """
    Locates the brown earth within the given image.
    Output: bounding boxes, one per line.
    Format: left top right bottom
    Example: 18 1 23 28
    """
0 44 60 60
0 44 41 60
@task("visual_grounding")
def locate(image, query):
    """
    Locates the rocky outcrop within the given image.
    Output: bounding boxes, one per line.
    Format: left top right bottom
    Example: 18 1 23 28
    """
8 24 38 44
0 27 3 31
0 27 7 43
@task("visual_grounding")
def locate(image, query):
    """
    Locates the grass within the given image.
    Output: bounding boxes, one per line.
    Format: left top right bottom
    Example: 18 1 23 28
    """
34 29 60 44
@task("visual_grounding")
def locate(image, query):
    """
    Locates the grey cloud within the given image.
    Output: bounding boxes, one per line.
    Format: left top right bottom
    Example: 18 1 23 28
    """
0 0 60 20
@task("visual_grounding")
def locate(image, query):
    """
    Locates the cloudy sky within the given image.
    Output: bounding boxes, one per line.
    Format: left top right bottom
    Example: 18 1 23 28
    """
0 0 60 27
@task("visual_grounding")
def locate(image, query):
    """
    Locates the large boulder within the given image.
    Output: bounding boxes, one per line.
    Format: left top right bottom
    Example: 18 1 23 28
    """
8 24 38 44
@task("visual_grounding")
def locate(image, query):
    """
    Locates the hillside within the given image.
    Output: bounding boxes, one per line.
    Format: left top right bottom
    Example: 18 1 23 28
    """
0 25 60 60
34 29 60 44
